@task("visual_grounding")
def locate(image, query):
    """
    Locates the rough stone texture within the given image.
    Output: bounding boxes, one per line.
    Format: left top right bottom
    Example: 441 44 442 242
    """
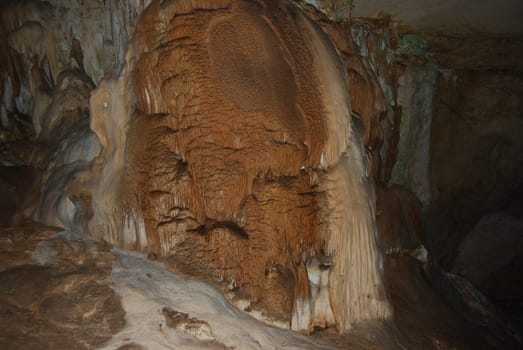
310 0 523 36
1 7 394 337
94 0 391 332
101 247 392 350
0 0 138 234
321 16 439 204
0 0 146 87
327 11 523 323
0 166 42 225
162 307 217 342
314 16 388 182
375 184 422 252
374 184 521 350
35 64 101 231
0 0 155 238
391 62 436 205
452 212 523 302
426 52 523 268
0 225 125 350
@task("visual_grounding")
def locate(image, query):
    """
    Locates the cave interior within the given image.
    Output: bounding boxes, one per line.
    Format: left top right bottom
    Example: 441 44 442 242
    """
0 0 522 349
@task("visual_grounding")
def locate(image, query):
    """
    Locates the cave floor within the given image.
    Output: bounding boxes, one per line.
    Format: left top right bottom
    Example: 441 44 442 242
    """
0 223 520 349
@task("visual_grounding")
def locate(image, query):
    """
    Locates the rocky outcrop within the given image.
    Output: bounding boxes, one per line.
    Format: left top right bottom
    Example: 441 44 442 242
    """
0 0 148 231
452 212 523 302
0 166 42 224
426 51 523 267
0 0 395 333
328 11 523 310
374 183 521 349
0 225 125 349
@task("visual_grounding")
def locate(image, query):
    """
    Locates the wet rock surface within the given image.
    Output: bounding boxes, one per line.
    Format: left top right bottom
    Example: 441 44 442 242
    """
0 225 125 349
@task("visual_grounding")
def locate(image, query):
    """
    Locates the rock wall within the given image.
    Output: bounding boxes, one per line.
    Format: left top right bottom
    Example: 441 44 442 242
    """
0 0 150 231
426 41 523 267
317 6 523 326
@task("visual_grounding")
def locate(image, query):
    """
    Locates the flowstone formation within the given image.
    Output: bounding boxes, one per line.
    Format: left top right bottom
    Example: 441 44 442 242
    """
86 0 391 333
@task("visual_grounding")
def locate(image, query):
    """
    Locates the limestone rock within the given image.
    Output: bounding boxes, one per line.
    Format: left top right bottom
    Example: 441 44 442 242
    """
86 0 391 333
375 183 521 349
425 38 523 268
0 166 42 225
0 225 125 350
162 307 216 341
452 212 523 301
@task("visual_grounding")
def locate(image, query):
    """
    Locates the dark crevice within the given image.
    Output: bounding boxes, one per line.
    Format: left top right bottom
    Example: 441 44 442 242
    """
186 219 249 239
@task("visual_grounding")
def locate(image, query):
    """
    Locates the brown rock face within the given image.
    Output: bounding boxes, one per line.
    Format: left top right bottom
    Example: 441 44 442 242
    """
0 225 125 350
86 0 391 333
